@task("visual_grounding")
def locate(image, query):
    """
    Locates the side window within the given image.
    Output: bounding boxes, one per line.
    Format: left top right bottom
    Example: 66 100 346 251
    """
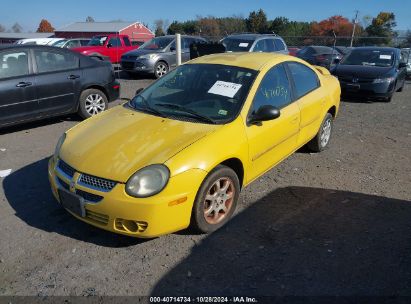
0 50 29 79
80 40 89 46
182 38 194 49
251 64 292 113
253 40 268 52
66 40 79 48
108 37 121 47
34 50 79 73
274 39 286 51
287 62 319 99
123 37 131 46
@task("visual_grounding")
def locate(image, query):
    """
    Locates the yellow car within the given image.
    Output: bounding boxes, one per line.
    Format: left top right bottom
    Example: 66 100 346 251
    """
48 52 340 238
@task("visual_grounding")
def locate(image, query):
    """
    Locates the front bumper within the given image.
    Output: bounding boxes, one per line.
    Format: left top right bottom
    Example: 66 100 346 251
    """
339 80 395 99
120 59 155 73
48 157 207 238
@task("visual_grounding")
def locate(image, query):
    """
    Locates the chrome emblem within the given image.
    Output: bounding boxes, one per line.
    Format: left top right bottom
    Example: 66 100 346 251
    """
69 180 76 193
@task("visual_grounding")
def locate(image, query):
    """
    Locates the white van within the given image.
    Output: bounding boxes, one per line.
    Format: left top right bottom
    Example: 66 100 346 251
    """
14 38 62 46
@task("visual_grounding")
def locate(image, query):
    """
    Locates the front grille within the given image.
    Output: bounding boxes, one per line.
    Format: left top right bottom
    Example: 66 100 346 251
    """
85 209 109 225
58 160 75 178
339 76 374 83
76 189 103 203
121 61 135 70
78 174 116 192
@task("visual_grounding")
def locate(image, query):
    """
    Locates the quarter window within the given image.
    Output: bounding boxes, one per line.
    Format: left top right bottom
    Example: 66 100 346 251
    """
34 50 78 73
253 39 268 52
123 37 131 46
287 62 319 99
251 64 292 113
0 51 29 79
274 39 286 51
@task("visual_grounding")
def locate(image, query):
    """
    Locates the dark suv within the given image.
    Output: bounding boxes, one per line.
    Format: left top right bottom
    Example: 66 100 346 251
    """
0 45 119 128
221 34 288 54
121 35 207 78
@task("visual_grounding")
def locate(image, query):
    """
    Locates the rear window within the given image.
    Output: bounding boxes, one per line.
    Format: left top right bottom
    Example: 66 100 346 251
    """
222 38 253 52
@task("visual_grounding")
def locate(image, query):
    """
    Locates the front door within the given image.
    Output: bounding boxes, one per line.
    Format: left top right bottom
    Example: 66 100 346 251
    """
33 49 80 115
0 49 38 127
245 63 300 182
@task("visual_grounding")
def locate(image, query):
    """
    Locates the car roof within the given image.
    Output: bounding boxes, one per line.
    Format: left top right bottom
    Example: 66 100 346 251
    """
351 46 399 52
188 52 290 71
225 34 280 40
0 44 79 53
158 35 206 39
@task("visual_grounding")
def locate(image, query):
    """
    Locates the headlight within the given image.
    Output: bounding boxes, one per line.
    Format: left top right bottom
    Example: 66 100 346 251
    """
53 133 66 163
373 77 395 84
140 54 158 60
126 164 170 198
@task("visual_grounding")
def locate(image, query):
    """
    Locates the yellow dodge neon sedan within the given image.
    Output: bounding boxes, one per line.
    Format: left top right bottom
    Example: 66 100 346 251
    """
48 52 340 238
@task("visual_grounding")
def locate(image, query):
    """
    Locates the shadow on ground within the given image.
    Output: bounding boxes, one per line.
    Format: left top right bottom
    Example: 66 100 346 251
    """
3 158 144 248
152 186 411 296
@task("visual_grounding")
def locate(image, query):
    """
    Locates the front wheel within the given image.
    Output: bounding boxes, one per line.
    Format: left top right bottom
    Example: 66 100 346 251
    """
78 89 108 119
191 165 240 233
154 61 169 78
307 113 333 152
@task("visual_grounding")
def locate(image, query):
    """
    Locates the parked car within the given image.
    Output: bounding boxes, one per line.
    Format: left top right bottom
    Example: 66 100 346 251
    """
221 34 288 55
0 45 120 128
331 47 406 102
121 35 207 78
71 34 138 63
49 52 340 238
334 46 352 57
132 41 145 47
52 38 90 49
297 46 342 68
288 47 301 56
401 48 411 78
15 38 63 46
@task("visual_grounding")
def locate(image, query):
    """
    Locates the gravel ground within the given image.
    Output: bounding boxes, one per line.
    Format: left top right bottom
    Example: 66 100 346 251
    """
0 75 410 297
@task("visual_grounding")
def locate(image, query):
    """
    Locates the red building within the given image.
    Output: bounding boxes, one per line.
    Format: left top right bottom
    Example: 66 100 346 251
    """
55 21 154 42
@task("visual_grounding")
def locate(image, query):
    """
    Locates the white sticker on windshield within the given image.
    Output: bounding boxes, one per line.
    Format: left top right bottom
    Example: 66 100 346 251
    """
239 43 249 47
208 81 242 98
380 54 392 60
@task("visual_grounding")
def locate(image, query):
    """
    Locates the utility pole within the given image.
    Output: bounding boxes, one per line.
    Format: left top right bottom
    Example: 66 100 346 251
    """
350 10 359 47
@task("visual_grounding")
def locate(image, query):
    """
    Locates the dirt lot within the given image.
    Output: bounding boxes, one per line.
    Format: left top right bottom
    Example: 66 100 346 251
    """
0 75 410 297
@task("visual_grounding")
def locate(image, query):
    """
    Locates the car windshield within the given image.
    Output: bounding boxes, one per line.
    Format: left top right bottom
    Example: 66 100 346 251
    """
341 49 395 67
129 64 257 124
87 36 108 46
222 38 253 52
139 37 174 50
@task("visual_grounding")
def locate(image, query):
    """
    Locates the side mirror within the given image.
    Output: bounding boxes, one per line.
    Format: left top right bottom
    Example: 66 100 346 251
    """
333 58 341 64
135 88 144 96
399 62 407 68
107 43 112 48
170 46 176 52
248 105 280 125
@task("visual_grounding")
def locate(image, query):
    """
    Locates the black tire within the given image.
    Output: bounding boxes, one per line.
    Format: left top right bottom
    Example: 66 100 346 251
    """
154 61 169 78
384 95 393 102
397 80 404 92
190 165 240 233
78 88 108 119
307 113 333 152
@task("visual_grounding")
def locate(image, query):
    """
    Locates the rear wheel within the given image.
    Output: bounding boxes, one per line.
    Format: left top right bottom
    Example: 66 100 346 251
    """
154 61 169 78
191 165 240 233
307 113 333 152
78 89 108 119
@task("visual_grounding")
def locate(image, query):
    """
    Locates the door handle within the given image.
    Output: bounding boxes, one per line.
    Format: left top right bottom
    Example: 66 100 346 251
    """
68 75 80 80
16 82 32 88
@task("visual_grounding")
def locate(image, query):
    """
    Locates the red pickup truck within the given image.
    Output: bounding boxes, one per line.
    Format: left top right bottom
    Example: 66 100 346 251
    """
72 34 139 63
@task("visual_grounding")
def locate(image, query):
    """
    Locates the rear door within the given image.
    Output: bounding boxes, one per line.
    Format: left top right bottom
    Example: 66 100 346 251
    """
33 48 81 115
106 36 123 63
0 48 38 126
181 38 192 62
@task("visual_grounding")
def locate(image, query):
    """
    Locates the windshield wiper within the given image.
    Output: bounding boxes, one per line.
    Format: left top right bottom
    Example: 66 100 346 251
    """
155 103 216 124
131 95 166 118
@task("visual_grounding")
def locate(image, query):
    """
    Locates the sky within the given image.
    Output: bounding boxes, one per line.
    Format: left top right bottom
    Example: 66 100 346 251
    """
0 0 410 32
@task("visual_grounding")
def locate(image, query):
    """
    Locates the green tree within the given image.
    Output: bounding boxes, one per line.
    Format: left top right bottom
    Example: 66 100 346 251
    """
218 16 246 35
246 9 268 33
269 17 289 35
366 12 397 45
154 19 166 36
197 16 220 38
167 21 184 35
182 20 199 35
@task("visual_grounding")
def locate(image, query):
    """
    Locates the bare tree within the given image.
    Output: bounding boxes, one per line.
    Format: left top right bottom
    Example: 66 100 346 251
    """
0 24 5 32
86 16 95 22
12 22 23 33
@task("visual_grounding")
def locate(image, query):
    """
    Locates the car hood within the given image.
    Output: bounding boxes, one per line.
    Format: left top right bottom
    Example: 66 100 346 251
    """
332 64 393 78
60 105 219 182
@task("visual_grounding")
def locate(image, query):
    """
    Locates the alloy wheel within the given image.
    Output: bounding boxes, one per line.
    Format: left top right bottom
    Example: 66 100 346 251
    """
85 94 106 116
203 177 235 225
